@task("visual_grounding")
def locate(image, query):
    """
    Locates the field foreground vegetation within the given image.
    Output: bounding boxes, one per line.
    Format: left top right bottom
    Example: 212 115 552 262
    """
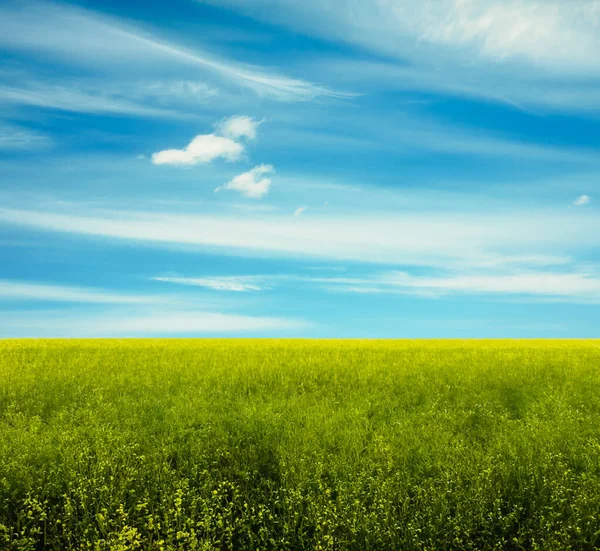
1 339 600 550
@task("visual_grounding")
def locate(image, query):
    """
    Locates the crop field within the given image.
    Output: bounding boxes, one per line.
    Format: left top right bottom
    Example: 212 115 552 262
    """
1 340 600 550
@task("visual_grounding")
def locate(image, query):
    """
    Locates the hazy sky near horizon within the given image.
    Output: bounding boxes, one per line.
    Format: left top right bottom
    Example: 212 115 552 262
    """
1 0 599 337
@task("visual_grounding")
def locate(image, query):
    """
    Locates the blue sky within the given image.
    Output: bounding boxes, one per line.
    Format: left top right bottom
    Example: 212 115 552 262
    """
0 0 599 337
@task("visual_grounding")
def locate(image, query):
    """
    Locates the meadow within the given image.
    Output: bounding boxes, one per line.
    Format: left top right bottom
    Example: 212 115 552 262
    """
1 339 600 550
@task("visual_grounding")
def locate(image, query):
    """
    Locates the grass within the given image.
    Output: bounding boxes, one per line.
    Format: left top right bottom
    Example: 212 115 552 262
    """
1 339 600 550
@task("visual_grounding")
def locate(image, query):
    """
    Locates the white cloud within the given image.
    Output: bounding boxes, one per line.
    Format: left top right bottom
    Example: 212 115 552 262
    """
384 271 600 299
151 115 263 166
208 0 600 76
0 122 51 150
574 195 591 206
0 280 154 304
1 204 598 268
0 1 344 102
293 207 307 217
206 0 600 111
0 308 308 337
152 134 244 166
417 1 597 73
153 276 264 292
152 268 600 303
0 277 309 336
317 270 600 302
215 115 261 140
0 83 181 119
216 164 274 198
109 312 306 334
0 77 222 120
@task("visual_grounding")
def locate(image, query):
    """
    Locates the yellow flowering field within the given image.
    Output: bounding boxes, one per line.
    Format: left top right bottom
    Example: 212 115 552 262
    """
1 339 600 550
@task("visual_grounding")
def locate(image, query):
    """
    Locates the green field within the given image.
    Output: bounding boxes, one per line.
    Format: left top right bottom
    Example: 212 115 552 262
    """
2 340 600 550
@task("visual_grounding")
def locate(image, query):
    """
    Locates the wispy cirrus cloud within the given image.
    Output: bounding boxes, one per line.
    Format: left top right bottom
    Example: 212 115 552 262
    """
152 267 600 303
0 279 155 304
0 82 183 119
0 122 51 150
0 0 346 102
206 0 600 75
311 269 600 303
0 203 597 268
0 278 309 336
205 0 600 112
0 307 308 337
153 276 266 292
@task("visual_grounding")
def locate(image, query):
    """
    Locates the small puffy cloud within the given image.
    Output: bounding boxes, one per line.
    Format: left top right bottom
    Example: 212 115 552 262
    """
151 115 261 167
152 134 243 166
215 115 261 140
574 195 590 206
293 207 307 217
216 164 274 198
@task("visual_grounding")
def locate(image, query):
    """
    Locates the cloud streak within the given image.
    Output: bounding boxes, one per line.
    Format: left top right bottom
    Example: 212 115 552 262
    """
1 204 598 268
0 308 308 337
152 268 600 303
0 122 51 150
0 279 154 304
0 0 346 102
334 270 600 302
0 278 309 336
0 82 182 119
206 0 600 111
212 0 600 75
153 276 265 292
